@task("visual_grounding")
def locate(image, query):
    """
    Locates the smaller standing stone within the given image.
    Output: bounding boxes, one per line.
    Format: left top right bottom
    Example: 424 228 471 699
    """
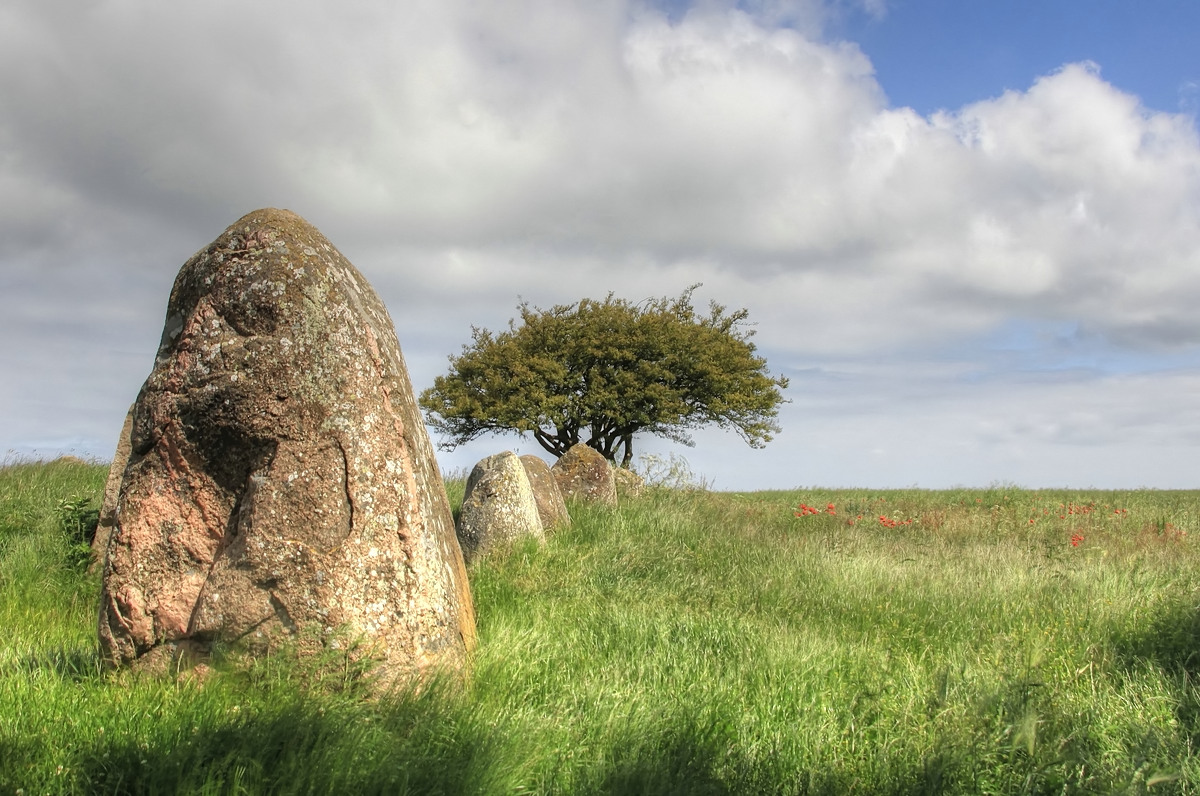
53 456 89 465
613 467 645 500
520 455 571 531
90 404 134 573
551 443 617 507
457 452 545 561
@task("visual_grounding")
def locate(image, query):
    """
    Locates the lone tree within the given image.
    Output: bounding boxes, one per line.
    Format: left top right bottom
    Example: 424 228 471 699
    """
419 286 788 468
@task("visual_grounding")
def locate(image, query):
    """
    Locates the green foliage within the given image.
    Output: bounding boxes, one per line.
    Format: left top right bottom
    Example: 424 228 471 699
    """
419 286 788 465
0 459 106 699
55 495 100 571
0 457 105 576
4 462 1200 793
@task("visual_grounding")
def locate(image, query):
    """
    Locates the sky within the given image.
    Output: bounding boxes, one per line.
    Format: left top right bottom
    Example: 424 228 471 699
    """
2 0 1199 490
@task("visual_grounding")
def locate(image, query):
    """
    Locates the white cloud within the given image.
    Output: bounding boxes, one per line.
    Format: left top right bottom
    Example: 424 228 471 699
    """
1 0 1198 486
672 364 1200 489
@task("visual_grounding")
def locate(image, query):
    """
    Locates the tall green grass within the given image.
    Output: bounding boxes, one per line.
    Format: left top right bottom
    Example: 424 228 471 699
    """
0 459 106 676
2 460 1199 794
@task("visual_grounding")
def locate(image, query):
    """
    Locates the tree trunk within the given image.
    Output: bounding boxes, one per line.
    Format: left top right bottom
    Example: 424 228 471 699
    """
533 427 575 458
620 433 634 469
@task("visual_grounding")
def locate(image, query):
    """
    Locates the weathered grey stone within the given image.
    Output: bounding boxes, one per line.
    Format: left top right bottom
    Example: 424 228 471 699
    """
98 208 476 686
90 404 133 573
551 443 617 507
519 455 570 531
457 451 544 561
613 466 645 499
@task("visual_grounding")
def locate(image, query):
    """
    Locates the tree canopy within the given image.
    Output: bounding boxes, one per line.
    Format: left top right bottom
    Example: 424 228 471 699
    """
418 286 788 467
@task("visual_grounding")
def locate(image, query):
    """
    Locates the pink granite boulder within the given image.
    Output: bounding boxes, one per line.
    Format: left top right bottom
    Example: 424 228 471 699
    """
99 209 476 686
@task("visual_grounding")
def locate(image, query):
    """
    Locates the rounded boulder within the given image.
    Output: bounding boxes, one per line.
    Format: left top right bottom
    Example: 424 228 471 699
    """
457 451 545 561
551 443 617 507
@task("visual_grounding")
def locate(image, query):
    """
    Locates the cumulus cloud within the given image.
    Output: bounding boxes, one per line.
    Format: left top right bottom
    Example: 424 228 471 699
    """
1 0 1198 486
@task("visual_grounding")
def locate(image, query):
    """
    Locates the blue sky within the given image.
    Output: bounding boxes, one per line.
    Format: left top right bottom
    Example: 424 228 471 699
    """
835 2 1200 116
2 0 1198 489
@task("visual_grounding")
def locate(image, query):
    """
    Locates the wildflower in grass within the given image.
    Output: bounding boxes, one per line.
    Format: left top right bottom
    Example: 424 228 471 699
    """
826 503 836 515
1071 533 1085 547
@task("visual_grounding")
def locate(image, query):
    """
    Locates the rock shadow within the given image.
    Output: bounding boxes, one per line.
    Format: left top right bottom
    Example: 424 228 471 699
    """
1 644 101 682
67 688 499 794
1111 593 1200 745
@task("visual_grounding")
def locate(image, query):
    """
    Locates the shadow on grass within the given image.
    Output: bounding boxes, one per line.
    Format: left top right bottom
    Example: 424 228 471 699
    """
582 721 748 796
1116 596 1200 677
54 697 975 796
1113 593 1200 748
68 690 503 795
574 715 964 796
0 644 101 681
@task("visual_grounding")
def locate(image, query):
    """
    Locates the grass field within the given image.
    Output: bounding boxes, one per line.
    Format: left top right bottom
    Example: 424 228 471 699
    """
2 458 1200 794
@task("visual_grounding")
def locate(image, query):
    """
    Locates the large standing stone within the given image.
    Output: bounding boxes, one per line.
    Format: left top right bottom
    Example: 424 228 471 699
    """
457 451 544 561
519 455 570 531
98 208 476 685
551 443 617 507
90 404 133 573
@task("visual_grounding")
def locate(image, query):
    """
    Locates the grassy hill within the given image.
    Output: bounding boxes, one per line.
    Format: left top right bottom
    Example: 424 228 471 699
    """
2 458 1199 793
